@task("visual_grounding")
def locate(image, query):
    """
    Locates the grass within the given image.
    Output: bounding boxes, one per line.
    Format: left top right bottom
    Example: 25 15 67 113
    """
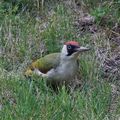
78 0 120 27
0 71 111 120
0 0 120 119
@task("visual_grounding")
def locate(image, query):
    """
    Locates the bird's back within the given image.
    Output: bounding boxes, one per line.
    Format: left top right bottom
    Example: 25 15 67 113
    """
25 53 60 76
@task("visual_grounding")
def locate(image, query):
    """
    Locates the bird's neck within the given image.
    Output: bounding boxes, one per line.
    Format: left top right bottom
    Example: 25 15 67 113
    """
60 53 76 65
60 45 77 65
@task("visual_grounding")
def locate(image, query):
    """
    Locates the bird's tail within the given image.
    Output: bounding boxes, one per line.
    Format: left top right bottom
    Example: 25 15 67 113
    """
24 63 35 77
24 68 33 77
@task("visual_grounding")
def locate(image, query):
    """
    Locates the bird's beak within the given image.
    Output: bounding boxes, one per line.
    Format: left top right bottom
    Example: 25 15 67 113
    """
76 46 90 52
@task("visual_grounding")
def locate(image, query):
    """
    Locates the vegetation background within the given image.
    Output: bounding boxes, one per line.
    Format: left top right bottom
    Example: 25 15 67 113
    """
0 0 120 119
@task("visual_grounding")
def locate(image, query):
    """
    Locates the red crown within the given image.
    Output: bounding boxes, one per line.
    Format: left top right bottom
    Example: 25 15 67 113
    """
65 41 79 46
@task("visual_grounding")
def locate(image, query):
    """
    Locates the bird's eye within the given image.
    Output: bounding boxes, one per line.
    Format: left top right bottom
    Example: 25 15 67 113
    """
68 45 71 49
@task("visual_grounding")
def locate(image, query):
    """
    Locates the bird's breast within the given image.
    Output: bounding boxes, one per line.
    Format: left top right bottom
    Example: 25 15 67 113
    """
48 60 78 81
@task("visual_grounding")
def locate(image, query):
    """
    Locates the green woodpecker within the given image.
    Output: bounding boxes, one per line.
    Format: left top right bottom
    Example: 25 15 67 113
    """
25 41 90 84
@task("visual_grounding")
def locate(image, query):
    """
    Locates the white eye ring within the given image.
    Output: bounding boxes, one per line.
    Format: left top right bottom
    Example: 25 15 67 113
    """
68 45 71 49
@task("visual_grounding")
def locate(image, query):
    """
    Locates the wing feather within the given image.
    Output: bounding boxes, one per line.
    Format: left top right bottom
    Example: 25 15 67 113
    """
25 53 60 76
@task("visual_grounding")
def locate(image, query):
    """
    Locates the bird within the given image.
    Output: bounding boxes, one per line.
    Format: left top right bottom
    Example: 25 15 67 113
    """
25 41 90 86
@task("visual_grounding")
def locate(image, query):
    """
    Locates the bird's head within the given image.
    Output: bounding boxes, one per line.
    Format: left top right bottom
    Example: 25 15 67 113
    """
61 41 90 60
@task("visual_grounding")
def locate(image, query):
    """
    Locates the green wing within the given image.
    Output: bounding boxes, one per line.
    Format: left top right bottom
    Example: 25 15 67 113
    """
25 53 60 75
